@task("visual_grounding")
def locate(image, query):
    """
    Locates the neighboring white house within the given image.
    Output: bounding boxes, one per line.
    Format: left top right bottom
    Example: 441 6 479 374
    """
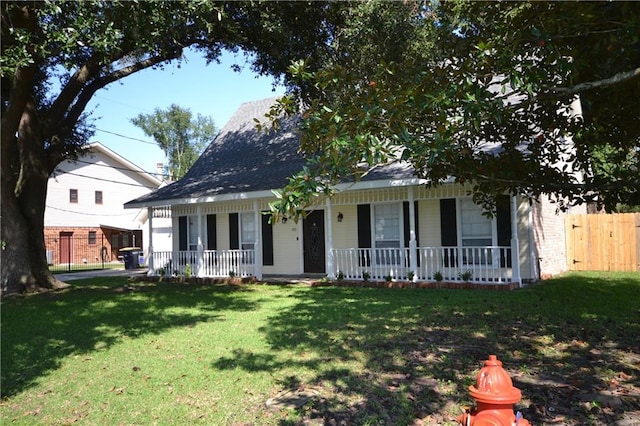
44 142 171 267
125 98 586 284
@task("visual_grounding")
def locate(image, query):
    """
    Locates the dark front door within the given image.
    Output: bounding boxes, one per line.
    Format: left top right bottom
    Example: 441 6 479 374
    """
303 210 325 273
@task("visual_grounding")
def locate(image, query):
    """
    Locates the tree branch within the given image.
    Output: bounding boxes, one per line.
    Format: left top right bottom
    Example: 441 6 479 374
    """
46 51 183 166
549 66 640 95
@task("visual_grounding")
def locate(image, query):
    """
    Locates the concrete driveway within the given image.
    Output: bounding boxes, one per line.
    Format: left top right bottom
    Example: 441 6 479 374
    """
55 268 149 282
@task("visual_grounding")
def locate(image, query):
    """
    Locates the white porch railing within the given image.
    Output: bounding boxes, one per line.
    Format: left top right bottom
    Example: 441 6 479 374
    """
151 250 255 278
333 246 513 283
333 248 411 281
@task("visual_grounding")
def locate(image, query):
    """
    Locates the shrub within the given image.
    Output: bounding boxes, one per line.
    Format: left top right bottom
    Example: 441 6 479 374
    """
458 269 473 282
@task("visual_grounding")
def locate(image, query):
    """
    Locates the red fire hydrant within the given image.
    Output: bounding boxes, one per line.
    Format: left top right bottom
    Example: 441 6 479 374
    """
458 355 531 426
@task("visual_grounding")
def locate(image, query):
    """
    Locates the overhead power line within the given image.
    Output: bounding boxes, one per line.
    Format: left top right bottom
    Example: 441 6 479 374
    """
46 205 138 216
94 127 158 145
69 159 164 178
60 171 161 190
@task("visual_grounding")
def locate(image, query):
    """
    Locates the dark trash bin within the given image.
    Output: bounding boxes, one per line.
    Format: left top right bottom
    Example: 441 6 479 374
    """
119 247 141 269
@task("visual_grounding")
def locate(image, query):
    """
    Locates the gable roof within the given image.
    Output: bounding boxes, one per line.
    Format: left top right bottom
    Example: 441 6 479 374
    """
125 97 417 209
82 142 163 188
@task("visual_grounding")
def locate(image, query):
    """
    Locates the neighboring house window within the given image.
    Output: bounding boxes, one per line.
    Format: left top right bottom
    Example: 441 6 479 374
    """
459 198 494 264
123 234 130 247
240 212 256 250
111 234 119 250
69 189 78 203
88 231 97 245
95 190 103 204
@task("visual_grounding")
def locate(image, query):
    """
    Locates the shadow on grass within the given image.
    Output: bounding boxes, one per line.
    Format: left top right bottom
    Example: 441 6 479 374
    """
216 272 640 425
0 277 258 399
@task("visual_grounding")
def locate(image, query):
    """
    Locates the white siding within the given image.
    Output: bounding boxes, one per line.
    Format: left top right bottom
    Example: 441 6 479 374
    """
45 153 155 229
44 143 163 264
331 205 358 249
268 220 301 274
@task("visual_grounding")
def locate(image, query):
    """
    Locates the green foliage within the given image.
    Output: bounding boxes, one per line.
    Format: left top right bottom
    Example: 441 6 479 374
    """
1 0 351 293
433 271 443 282
131 104 217 180
458 270 473 282
268 1 640 218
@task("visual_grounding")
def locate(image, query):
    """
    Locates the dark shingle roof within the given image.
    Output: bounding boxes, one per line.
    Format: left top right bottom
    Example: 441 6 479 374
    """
125 98 306 207
125 97 416 208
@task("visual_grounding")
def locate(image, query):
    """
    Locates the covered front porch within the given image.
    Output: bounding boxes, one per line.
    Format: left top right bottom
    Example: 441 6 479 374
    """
149 244 516 284
140 184 525 286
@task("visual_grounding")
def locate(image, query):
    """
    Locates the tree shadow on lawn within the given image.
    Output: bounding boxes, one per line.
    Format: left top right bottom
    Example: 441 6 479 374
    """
216 275 640 425
0 278 259 399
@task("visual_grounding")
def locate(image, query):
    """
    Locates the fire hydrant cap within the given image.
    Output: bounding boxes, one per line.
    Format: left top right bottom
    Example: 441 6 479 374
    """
468 355 522 404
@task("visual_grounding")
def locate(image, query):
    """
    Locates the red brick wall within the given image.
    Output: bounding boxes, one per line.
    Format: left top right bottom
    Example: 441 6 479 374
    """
44 227 142 265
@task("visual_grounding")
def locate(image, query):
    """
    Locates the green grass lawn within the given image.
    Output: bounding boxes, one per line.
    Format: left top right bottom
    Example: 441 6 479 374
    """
1 272 639 425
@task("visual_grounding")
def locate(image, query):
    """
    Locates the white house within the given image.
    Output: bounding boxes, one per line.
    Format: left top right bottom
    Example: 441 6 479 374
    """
125 98 585 284
44 142 170 267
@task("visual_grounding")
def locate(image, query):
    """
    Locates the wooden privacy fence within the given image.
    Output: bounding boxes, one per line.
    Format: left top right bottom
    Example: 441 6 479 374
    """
565 213 640 271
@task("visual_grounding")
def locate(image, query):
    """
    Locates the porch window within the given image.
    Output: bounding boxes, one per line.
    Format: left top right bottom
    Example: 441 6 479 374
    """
240 212 256 251
374 203 402 264
187 216 198 250
459 198 493 264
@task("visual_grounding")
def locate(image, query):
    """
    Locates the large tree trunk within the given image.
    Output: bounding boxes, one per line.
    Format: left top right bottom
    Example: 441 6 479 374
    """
1 89 69 296
1 179 69 296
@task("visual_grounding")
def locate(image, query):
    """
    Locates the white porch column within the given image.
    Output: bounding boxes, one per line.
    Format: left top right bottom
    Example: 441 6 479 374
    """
510 195 522 286
197 206 204 277
325 199 335 279
147 207 155 276
253 201 263 280
408 187 418 281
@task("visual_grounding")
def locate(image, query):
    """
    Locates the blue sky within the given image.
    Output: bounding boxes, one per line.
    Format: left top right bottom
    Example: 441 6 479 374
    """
86 48 285 175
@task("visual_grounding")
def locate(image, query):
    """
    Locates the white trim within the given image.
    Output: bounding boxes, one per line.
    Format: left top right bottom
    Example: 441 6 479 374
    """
408 187 417 280
253 201 263 280
326 200 335 279
124 177 431 210
147 207 154 275
87 142 162 187
125 189 279 209
197 206 204 277
511 196 522 286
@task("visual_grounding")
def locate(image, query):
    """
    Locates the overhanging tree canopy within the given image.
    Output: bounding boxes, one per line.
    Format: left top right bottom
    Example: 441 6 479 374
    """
268 1 640 219
1 0 347 295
